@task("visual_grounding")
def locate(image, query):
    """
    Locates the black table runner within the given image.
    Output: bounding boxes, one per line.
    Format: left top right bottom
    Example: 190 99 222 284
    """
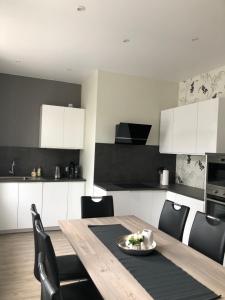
89 224 220 300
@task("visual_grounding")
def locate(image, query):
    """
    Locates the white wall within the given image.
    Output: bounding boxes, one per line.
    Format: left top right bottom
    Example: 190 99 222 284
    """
96 70 178 145
80 71 98 195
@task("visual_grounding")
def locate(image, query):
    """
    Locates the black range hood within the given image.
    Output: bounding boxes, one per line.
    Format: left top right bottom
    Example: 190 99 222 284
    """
115 122 152 145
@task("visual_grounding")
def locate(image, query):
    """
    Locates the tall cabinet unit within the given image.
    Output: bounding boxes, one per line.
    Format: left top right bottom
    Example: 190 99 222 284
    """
40 105 85 149
160 97 225 154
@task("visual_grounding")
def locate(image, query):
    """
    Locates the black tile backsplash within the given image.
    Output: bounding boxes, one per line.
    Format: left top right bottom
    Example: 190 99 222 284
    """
0 147 79 178
94 143 176 184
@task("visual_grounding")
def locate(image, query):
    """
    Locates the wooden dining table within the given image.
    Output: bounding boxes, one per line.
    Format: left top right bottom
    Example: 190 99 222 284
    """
59 215 225 300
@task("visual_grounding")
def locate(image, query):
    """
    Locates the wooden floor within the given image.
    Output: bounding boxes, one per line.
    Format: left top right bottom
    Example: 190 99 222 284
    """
0 231 74 300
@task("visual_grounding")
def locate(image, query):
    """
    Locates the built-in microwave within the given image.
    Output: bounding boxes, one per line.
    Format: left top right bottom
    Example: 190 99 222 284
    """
205 154 225 220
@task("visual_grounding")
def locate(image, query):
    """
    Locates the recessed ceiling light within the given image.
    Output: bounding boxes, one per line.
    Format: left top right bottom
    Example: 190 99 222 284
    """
192 37 199 42
77 5 86 12
122 39 130 43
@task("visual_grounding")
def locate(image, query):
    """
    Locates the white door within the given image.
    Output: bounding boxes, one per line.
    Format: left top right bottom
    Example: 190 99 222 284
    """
197 98 219 154
67 182 85 219
0 183 18 230
40 105 64 148
18 183 43 229
63 107 85 149
159 109 174 153
42 182 68 227
173 103 198 154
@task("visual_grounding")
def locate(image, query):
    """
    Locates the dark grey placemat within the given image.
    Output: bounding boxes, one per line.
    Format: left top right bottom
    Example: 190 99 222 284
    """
89 224 221 300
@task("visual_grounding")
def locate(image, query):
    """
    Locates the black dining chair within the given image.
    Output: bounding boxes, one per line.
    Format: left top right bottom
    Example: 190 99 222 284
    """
188 211 225 264
37 229 103 300
31 204 88 282
81 196 114 218
158 200 190 241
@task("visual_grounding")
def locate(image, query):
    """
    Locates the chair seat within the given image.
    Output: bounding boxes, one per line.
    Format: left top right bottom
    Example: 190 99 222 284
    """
61 280 102 300
57 255 89 281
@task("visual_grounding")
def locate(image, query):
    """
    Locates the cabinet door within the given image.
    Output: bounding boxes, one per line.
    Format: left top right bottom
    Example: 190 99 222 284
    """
197 99 218 154
159 109 174 153
63 107 85 149
173 103 198 154
111 191 132 216
40 105 64 148
67 182 85 219
18 183 43 229
42 183 68 227
0 183 18 230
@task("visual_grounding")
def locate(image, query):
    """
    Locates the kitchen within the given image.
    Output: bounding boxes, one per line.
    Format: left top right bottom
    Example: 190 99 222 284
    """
1 1 225 300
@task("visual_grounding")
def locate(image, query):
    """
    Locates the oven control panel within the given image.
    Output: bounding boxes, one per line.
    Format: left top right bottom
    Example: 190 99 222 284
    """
206 184 225 199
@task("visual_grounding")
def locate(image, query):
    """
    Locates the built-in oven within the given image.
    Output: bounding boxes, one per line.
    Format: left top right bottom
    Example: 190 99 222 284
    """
205 154 225 221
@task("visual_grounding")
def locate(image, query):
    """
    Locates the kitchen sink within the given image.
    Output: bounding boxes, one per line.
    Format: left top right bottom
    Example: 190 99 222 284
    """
0 176 31 181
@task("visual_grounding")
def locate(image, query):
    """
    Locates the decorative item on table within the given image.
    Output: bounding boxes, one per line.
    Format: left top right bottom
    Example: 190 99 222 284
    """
127 232 143 249
117 230 156 256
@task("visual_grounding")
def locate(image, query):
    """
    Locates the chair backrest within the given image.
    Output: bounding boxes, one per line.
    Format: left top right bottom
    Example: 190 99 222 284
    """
35 219 60 288
31 203 44 280
158 200 190 241
81 196 114 218
188 212 225 264
38 252 61 300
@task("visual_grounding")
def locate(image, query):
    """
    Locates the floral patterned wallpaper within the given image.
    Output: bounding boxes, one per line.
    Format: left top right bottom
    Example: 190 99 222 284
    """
176 65 225 189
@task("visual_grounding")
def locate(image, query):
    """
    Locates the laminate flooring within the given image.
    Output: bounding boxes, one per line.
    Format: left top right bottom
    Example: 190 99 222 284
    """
0 231 74 300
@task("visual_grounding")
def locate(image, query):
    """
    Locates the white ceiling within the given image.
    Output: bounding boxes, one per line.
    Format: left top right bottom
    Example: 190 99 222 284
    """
1 0 225 84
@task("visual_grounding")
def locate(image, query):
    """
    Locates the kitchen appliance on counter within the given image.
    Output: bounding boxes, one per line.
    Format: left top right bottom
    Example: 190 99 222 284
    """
65 162 80 179
115 123 152 145
159 168 169 186
205 154 225 220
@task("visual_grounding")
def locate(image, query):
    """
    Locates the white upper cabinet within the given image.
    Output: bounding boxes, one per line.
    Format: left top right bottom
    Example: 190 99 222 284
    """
173 102 198 154
196 98 219 154
159 109 174 153
40 105 85 149
159 97 225 154
40 105 64 148
63 107 85 149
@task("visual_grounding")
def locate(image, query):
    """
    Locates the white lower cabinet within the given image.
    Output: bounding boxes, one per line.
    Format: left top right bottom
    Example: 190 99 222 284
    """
0 183 18 230
167 192 204 245
42 182 68 227
67 182 85 219
18 183 43 229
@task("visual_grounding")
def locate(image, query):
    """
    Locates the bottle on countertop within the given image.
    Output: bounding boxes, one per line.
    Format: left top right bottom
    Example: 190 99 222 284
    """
55 166 61 180
37 167 42 177
31 168 37 178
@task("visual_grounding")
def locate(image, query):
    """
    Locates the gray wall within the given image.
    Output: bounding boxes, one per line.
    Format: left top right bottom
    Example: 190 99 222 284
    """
0 146 79 178
0 73 81 147
94 143 176 184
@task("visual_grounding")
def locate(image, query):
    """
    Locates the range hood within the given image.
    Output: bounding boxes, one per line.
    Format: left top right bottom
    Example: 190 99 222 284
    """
115 122 152 145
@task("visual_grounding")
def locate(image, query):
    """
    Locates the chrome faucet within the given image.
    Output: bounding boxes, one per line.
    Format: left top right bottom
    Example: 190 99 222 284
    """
9 160 15 176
